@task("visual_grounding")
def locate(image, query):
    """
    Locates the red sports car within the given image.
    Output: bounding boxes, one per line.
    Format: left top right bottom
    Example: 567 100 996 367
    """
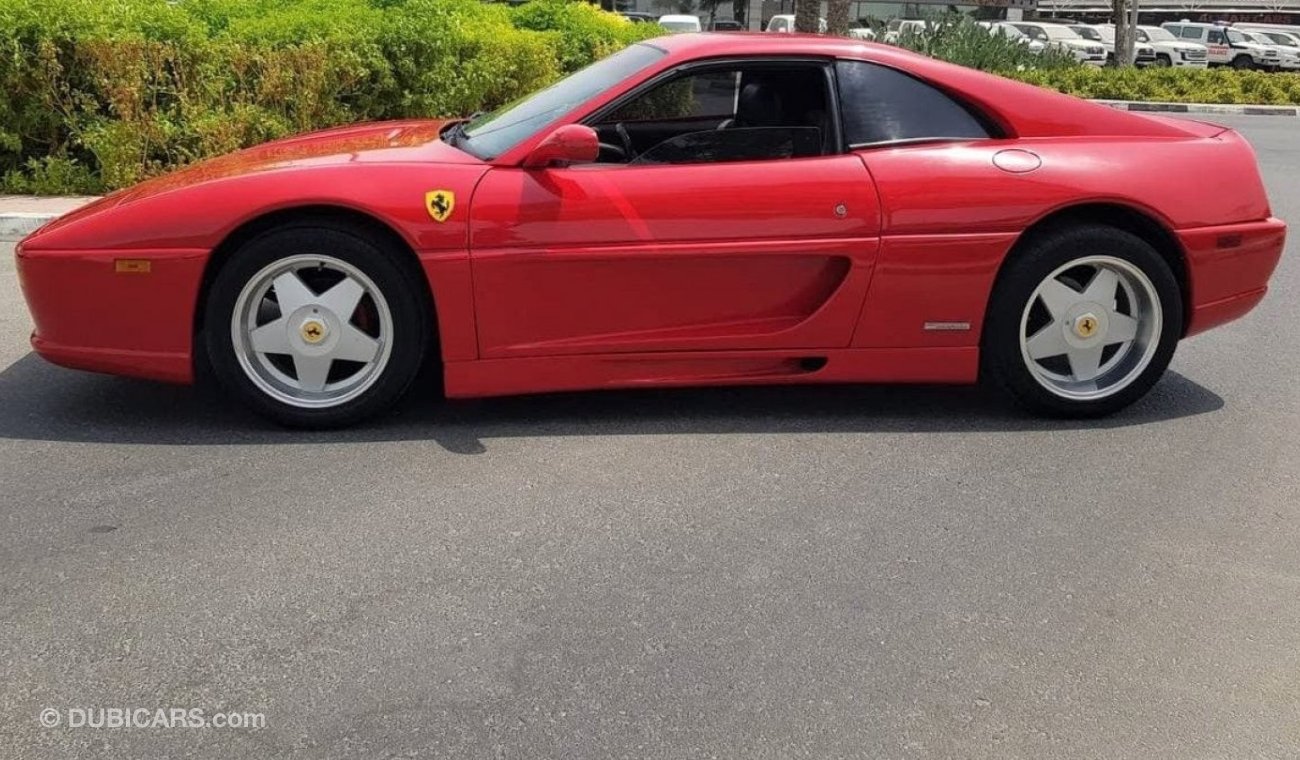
16 34 1286 427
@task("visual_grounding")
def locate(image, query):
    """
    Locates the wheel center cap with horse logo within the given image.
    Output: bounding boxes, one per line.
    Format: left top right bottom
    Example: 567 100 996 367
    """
300 318 328 344
1074 313 1100 339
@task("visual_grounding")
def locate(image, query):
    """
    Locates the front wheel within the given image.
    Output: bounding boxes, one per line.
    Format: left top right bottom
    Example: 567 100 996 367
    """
1154 54 1172 67
982 225 1182 418
1231 54 1255 69
204 224 431 428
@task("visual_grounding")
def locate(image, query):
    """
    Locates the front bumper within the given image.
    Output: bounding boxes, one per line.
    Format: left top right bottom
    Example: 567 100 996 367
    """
1179 218 1287 336
16 243 207 383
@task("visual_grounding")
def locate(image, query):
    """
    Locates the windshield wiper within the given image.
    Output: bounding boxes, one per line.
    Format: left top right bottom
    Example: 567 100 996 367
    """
441 111 485 149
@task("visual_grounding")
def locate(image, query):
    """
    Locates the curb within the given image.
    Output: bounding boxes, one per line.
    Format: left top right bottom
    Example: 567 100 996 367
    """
0 213 59 244
1094 99 1300 116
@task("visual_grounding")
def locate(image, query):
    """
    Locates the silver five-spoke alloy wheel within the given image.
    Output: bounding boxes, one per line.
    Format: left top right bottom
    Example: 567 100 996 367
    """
231 254 394 409
1018 255 1162 400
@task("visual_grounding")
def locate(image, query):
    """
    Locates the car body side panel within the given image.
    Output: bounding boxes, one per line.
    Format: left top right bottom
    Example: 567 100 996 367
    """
19 157 491 374
851 132 1277 349
467 157 882 358
17 247 206 382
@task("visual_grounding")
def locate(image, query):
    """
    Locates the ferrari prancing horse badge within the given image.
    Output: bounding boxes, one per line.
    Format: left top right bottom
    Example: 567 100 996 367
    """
425 190 455 223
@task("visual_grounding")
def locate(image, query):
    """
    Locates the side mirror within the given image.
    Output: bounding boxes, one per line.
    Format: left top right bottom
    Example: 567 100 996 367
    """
522 124 599 168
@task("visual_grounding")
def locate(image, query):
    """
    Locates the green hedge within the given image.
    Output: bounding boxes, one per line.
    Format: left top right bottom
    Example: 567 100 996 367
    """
1008 66 1300 106
4 0 1299 196
0 0 656 194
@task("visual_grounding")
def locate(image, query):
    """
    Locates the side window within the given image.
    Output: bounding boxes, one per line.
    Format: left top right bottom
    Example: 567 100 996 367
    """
770 18 787 31
1208 29 1226 44
1183 27 1204 40
607 70 739 123
834 60 991 146
593 64 834 165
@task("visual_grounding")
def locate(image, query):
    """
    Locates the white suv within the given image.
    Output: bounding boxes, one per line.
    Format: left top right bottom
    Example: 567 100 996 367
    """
1239 30 1300 70
979 21 1047 53
1010 22 1107 65
1161 22 1281 69
1069 24 1157 65
1136 25 1209 67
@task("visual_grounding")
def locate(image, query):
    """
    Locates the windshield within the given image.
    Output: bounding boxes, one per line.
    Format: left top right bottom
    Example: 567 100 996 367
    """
456 43 666 160
1226 29 1252 44
1140 26 1176 42
1265 32 1300 46
1073 26 1102 41
660 19 699 31
1044 26 1081 40
993 24 1024 39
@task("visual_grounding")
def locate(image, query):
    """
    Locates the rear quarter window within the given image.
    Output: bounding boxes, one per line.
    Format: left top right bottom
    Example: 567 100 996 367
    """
834 60 991 146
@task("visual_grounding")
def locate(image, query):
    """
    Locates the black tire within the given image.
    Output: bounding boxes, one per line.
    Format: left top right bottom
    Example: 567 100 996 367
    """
1231 54 1255 70
1155 54 1172 68
981 225 1183 418
204 223 432 428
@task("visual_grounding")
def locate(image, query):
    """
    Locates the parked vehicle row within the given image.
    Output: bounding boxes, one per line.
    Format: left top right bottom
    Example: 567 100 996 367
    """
642 11 1300 71
1161 21 1296 69
880 18 1300 71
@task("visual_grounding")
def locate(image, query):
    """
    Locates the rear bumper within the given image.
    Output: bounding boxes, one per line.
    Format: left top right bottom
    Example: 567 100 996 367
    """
16 244 206 383
1179 217 1286 336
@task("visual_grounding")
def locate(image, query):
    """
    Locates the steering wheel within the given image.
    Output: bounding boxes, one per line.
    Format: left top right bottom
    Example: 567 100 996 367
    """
615 123 635 159
597 142 627 162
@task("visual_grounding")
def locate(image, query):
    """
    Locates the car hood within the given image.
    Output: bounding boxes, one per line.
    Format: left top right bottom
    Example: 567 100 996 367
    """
107 119 478 208
28 120 482 243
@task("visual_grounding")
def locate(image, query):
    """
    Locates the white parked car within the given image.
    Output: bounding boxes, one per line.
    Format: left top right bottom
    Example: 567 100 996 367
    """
764 14 826 33
1161 22 1281 69
1240 30 1300 70
1235 23 1300 48
1010 22 1107 65
658 14 701 33
978 21 1047 53
883 18 926 43
1069 24 1157 66
1135 25 1209 68
847 26 876 40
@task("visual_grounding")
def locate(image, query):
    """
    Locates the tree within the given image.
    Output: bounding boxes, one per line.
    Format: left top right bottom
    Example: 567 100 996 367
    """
1111 0 1135 66
826 0 850 35
794 0 820 32
698 0 725 24
654 0 696 14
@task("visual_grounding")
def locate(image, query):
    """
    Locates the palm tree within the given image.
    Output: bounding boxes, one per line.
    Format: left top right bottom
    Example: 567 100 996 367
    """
826 0 850 35
794 0 820 33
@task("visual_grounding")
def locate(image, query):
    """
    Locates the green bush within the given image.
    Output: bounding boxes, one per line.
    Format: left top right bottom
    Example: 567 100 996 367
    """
4 0 1299 196
896 15 1079 71
0 0 653 194
1009 66 1300 106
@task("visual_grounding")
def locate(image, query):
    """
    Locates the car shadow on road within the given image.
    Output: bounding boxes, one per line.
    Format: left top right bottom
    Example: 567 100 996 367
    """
0 353 1224 453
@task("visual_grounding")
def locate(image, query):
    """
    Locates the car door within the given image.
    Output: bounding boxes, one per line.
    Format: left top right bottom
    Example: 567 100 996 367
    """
467 60 882 360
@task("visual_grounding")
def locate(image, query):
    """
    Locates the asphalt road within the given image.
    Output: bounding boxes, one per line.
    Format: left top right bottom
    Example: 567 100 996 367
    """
2 114 1299 759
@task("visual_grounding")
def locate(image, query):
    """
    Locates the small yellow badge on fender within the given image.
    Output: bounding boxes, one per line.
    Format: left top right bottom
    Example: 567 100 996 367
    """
425 190 455 223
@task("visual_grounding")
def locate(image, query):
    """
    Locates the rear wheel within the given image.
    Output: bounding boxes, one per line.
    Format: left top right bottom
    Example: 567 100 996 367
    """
204 224 431 428
982 225 1182 418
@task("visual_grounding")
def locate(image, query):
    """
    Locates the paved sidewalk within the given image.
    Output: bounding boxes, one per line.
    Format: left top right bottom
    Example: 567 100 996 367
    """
0 195 98 243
